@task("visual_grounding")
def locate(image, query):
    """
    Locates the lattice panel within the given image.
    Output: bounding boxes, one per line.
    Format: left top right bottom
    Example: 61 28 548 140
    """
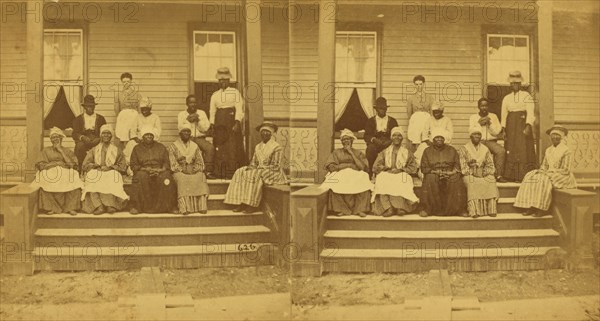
563 130 600 172
288 128 318 178
0 126 27 181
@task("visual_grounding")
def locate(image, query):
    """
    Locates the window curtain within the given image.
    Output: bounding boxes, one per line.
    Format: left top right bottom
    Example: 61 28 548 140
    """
356 88 374 118
334 87 355 123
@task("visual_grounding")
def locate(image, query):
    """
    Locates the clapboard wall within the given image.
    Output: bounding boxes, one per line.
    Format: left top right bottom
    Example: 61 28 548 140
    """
553 11 600 124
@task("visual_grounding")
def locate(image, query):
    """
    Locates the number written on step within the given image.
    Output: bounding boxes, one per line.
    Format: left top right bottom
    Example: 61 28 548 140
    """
237 243 257 252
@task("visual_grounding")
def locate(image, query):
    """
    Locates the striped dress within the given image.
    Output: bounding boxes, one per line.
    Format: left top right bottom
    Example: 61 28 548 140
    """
223 139 287 207
514 142 577 211
167 139 210 214
458 143 499 216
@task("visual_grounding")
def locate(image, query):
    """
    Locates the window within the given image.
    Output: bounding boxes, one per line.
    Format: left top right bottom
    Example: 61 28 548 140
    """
487 34 530 84
193 31 237 82
334 31 378 131
43 29 84 123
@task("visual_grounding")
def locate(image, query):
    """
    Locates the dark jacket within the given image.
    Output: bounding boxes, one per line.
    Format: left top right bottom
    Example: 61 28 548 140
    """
72 113 107 142
364 116 398 144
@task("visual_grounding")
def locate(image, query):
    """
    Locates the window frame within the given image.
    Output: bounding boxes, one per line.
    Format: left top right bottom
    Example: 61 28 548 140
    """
335 30 378 88
485 33 531 85
192 30 238 83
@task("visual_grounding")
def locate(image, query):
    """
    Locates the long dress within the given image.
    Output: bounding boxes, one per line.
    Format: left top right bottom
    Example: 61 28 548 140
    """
81 143 129 213
501 90 538 181
224 139 287 208
320 148 373 215
129 141 177 213
371 145 420 215
210 87 246 178
31 146 83 213
168 139 210 213
420 144 467 216
115 88 142 142
513 142 577 211
406 92 434 144
458 143 499 217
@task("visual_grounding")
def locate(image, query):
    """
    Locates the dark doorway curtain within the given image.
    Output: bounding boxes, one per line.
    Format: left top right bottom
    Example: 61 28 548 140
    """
44 86 76 130
335 88 369 132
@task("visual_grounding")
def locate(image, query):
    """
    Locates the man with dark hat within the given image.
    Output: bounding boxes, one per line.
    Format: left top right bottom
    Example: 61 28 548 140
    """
363 97 398 174
72 94 107 169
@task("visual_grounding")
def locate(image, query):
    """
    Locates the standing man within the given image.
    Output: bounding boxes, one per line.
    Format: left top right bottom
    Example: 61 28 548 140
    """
178 94 215 179
73 95 107 169
364 97 399 175
209 67 246 179
469 98 507 182
501 70 537 182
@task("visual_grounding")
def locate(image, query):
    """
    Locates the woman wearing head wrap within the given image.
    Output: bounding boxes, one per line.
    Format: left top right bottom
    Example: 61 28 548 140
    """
123 97 162 174
458 125 499 218
223 121 287 213
320 129 373 217
414 101 454 171
371 126 420 216
419 128 467 217
129 125 177 214
514 125 577 217
81 124 129 214
167 124 210 215
31 127 83 215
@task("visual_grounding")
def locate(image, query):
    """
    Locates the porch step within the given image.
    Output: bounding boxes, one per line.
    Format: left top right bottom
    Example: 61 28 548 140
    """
323 229 560 249
320 247 559 273
36 210 264 229
327 213 552 231
34 243 277 271
34 225 271 247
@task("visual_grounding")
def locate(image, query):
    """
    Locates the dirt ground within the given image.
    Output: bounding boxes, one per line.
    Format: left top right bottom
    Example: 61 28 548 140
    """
292 267 600 307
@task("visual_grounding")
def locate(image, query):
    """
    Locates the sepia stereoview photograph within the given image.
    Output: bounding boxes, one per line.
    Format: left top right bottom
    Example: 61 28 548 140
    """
0 0 598 320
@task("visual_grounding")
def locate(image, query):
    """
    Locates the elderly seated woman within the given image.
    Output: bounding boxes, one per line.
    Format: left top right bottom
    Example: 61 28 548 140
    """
31 127 83 215
371 126 420 217
81 124 129 215
514 125 577 217
129 125 177 214
419 128 467 217
458 125 499 218
223 121 287 213
167 124 210 215
321 129 372 217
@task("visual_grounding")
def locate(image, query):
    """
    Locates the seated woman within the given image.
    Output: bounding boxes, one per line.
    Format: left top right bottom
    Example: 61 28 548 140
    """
458 125 499 218
514 125 577 217
31 127 83 215
420 128 467 217
81 124 129 215
224 121 287 213
320 129 372 217
167 124 210 215
371 126 419 217
129 125 177 214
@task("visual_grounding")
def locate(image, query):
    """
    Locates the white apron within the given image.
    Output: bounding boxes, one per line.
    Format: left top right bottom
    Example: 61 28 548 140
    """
81 169 129 201
31 167 83 192
319 168 373 194
115 109 139 141
407 111 430 144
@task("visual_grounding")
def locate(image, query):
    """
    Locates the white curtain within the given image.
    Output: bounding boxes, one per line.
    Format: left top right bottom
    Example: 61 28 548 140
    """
334 87 355 123
356 88 374 118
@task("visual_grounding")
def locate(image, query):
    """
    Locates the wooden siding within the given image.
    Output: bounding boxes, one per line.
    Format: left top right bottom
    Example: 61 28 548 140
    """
553 11 600 123
261 8 290 120
0 16 27 119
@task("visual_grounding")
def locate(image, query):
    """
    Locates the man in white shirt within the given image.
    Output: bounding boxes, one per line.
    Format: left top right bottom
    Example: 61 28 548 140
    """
363 97 398 175
469 98 507 182
209 67 246 178
178 94 215 178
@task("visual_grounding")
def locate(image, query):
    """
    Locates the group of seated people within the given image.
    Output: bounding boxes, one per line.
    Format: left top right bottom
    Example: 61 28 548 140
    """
31 68 288 216
321 72 577 218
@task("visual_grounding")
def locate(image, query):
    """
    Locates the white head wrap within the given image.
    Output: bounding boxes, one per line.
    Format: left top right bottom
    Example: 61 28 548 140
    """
340 129 357 141
431 101 444 111
140 125 156 137
430 128 449 142
468 124 483 136
49 127 65 138
139 97 152 108
100 124 114 135
178 123 192 133
390 126 405 138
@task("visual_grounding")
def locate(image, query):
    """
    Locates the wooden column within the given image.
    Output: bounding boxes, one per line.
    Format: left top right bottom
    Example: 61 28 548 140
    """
316 0 337 182
537 1 554 162
25 0 44 182
245 0 264 156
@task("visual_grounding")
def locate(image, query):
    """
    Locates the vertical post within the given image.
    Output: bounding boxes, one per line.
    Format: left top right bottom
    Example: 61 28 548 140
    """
245 0 264 156
537 1 554 162
316 0 336 182
25 1 44 183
